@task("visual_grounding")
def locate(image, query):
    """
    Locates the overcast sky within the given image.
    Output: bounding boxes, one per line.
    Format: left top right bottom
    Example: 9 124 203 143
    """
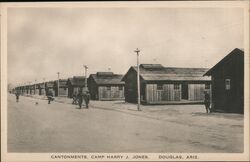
7 7 244 86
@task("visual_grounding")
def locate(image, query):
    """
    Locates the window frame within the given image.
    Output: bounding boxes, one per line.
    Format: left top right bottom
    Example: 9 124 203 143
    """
157 84 163 91
107 86 111 90
174 84 180 90
225 79 231 90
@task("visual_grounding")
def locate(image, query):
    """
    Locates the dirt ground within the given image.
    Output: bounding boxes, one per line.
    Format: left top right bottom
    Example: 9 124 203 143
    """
7 94 243 153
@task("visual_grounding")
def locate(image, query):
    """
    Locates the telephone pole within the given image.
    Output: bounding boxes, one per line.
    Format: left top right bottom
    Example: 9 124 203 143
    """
34 79 37 95
57 72 60 96
43 78 46 96
83 65 88 90
134 48 142 111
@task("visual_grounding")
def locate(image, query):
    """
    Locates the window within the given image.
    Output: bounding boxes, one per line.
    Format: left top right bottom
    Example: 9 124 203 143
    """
64 87 67 90
225 79 230 90
205 83 210 89
157 84 163 90
119 86 123 90
174 84 180 90
107 86 111 90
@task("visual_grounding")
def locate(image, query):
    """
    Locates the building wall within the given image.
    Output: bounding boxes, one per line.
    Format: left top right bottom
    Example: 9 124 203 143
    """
88 77 98 100
58 88 68 96
211 52 244 113
124 69 138 103
35 89 39 95
146 84 181 103
39 89 45 95
188 84 211 101
98 86 124 100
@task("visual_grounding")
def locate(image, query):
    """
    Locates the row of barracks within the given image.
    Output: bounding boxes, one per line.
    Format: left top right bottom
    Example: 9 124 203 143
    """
14 48 244 113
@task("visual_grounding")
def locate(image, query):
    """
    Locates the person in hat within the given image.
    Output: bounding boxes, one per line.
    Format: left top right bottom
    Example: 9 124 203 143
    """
83 90 90 108
204 91 211 113
77 89 84 109
47 90 54 104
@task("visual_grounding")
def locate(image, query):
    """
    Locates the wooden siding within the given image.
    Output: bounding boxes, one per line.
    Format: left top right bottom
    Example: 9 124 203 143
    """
58 88 68 96
98 86 124 100
146 84 181 103
188 84 207 101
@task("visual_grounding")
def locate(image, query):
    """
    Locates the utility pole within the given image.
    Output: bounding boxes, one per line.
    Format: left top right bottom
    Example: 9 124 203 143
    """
35 79 37 95
43 78 46 96
134 48 141 111
83 65 88 90
57 72 60 97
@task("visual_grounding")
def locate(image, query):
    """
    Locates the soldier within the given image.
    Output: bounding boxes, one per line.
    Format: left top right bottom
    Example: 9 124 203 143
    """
204 91 211 113
83 90 90 108
15 91 20 102
72 91 78 105
77 89 84 109
47 90 54 104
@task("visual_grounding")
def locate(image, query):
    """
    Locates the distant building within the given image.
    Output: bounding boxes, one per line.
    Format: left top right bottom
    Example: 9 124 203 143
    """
204 48 244 113
88 72 125 100
38 83 46 95
30 84 35 95
54 79 68 97
35 84 39 95
122 64 211 104
66 76 86 98
45 81 55 96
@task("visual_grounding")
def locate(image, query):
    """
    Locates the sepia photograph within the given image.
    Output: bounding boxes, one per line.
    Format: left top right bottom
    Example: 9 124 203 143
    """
1 1 249 161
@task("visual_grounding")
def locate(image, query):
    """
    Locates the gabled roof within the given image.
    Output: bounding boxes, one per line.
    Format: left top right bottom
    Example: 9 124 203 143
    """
122 64 210 81
89 72 124 85
204 48 244 76
67 76 85 86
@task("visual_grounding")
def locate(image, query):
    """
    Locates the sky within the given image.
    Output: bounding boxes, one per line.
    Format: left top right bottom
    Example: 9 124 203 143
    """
7 7 244 86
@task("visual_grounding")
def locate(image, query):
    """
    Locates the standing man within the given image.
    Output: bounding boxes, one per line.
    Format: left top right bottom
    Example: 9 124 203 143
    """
204 91 211 113
77 89 84 109
15 90 20 102
83 90 90 108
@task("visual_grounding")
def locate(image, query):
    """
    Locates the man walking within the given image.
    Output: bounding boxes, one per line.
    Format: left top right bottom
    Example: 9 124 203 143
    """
72 91 78 105
47 90 54 104
83 90 90 108
204 91 211 113
77 89 84 109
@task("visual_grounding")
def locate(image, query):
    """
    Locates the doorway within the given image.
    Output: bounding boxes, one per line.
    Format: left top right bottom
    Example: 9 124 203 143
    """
182 83 188 99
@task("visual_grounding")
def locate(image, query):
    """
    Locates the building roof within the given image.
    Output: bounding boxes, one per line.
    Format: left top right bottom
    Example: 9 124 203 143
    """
67 76 86 86
122 64 211 81
204 48 244 76
46 81 55 88
89 72 125 85
54 79 68 88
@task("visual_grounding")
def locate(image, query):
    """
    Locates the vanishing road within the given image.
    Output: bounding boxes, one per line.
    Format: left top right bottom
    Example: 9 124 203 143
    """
7 94 243 153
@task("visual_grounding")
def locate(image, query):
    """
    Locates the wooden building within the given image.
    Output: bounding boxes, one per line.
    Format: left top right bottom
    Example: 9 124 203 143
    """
54 79 68 97
29 84 35 95
122 64 211 104
35 84 39 95
66 76 86 98
88 72 125 100
204 48 244 113
38 83 46 95
45 81 55 96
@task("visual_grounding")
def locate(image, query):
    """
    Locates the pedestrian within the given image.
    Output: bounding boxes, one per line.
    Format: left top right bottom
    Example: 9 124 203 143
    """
47 90 54 104
83 90 90 108
77 89 84 109
204 91 211 113
15 91 20 102
72 91 78 105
